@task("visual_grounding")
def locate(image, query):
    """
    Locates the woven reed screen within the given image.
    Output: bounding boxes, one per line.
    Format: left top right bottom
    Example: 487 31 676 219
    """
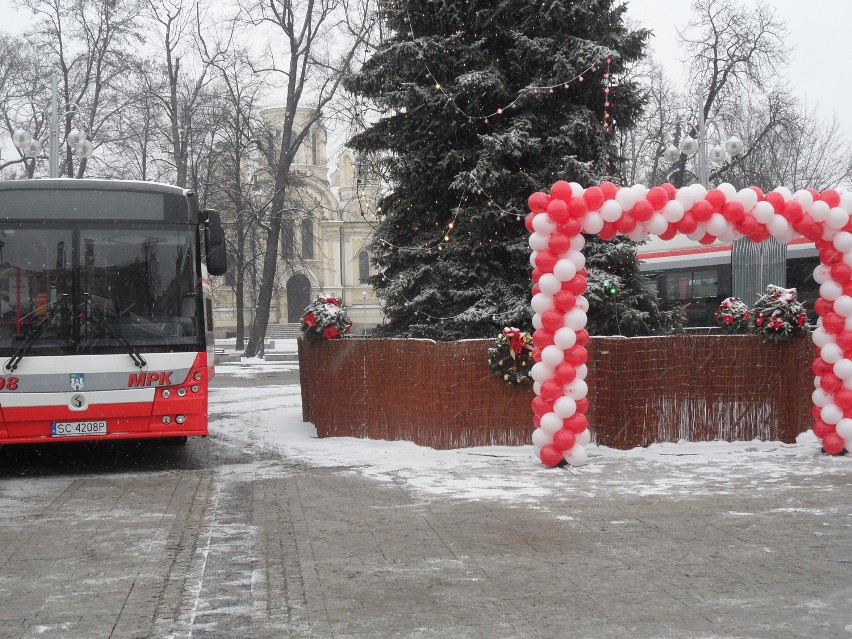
298 335 813 450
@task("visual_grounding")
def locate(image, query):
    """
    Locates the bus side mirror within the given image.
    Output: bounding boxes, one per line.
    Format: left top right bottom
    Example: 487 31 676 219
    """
203 209 228 276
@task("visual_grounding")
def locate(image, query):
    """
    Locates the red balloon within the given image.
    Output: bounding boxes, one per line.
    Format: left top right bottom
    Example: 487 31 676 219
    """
532 396 552 416
793 213 816 236
615 213 637 234
812 419 836 439
553 362 577 384
550 181 573 203
552 428 577 452
676 212 698 234
821 189 841 208
632 200 654 222
598 221 618 240
691 200 713 222
568 197 588 219
823 312 846 334
805 220 824 242
831 262 852 283
705 189 726 210
532 346 542 362
524 212 536 232
575 397 590 414
750 186 764 201
736 214 758 236
564 413 589 433
784 200 804 223
565 275 588 295
822 432 846 455
807 187 820 200
564 346 588 366
548 233 571 255
531 268 542 283
836 331 852 352
722 201 745 223
820 372 843 393
533 414 541 428
541 310 563 333
553 290 576 312
599 181 618 200
764 191 785 213
575 328 590 347
835 388 852 410
558 219 581 237
539 443 564 467
660 183 677 200
578 267 588 277
812 357 834 376
843 282 852 297
699 233 716 245
646 187 668 211
811 404 823 420
547 199 569 224
583 186 605 211
528 191 550 213
659 225 678 241
820 246 842 266
540 380 563 402
531 283 541 296
533 329 554 348
535 250 559 273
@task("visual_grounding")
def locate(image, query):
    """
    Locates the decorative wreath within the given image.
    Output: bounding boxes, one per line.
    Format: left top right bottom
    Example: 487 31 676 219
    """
301 294 352 341
750 285 808 343
487 327 535 384
715 296 751 333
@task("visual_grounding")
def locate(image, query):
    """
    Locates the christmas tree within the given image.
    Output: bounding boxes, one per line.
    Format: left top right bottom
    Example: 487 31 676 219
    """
346 0 650 339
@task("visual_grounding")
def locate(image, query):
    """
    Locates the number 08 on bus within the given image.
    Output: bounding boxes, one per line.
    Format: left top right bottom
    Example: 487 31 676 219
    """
0 179 227 444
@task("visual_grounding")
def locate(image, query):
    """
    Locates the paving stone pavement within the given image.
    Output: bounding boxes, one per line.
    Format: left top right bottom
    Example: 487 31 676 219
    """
0 370 850 638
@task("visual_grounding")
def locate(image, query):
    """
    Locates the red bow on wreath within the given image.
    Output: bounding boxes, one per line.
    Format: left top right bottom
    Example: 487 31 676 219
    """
502 327 525 356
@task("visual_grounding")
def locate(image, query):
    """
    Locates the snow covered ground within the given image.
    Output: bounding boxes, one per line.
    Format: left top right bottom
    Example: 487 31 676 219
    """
211 365 851 507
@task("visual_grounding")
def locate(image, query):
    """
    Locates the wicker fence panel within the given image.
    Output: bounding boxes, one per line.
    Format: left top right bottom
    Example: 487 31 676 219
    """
298 335 813 450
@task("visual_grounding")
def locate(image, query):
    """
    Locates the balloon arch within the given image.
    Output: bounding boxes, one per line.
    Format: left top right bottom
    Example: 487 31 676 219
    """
526 180 852 468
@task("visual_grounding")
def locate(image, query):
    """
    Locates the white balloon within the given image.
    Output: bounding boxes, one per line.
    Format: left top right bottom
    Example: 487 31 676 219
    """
772 186 792 200
529 232 550 251
821 342 844 364
530 362 555 383
647 213 669 235
812 328 836 348
707 213 729 237
686 227 705 242
823 225 838 242
566 378 588 400
813 387 832 408
532 313 543 330
828 207 850 230
736 188 758 211
834 231 852 253
835 295 852 317
768 215 790 237
569 182 584 198
631 183 648 198
582 212 605 235
627 227 649 242
538 274 561 296
540 412 564 434
834 358 852 380
530 251 539 268
820 280 843 301
662 200 685 223
841 190 852 214
778 228 796 245
844 315 852 332
815 376 823 390
565 308 587 330
575 364 588 380
600 199 623 223
570 234 585 251
554 327 577 350
564 444 588 467
810 200 830 223
553 396 577 418
691 183 708 200
675 187 696 210
541 345 565 368
836 418 852 440
718 227 737 242
532 213 557 234
575 428 591 446
575 296 589 313
717 182 736 201
821 403 843 425
532 427 552 448
533 381 542 396
752 201 775 224
553 259 577 282
813 264 832 285
793 189 815 209
531 292 555 314
567 250 586 271
614 188 637 212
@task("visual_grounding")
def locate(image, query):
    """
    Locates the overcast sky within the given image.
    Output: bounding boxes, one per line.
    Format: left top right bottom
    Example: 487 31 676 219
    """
625 0 852 135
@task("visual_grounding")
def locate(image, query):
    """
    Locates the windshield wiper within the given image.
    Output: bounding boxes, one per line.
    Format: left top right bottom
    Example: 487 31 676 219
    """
86 309 147 369
4 298 68 373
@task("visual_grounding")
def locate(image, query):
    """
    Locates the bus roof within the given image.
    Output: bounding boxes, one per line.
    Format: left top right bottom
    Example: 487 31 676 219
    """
0 179 192 198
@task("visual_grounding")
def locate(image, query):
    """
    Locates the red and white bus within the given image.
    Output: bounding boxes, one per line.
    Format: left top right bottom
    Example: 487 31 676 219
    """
0 179 227 444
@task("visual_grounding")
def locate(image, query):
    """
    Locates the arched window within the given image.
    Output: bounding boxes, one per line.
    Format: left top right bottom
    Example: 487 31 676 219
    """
358 250 370 283
311 133 318 165
301 218 314 259
281 219 295 259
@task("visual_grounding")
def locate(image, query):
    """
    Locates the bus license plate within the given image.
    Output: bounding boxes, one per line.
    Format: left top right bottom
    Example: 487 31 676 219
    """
51 421 108 437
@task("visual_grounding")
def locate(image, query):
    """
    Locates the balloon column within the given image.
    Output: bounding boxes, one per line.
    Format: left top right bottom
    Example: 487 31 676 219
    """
526 180 852 467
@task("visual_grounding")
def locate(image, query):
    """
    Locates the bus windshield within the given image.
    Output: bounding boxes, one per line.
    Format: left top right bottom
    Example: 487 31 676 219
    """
0 223 201 356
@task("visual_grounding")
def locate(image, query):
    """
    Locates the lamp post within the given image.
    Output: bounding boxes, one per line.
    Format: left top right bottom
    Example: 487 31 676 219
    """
10 70 93 178
361 290 368 336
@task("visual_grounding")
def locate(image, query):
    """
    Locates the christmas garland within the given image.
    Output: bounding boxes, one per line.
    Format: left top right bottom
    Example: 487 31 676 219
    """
301 294 352 341
715 297 751 333
488 327 534 384
750 285 808 343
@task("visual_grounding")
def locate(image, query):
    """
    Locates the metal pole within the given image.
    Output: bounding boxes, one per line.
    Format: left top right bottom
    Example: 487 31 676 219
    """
49 70 59 178
697 91 708 188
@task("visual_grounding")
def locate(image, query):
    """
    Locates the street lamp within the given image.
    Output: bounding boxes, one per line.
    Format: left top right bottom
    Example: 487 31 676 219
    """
10 70 93 178
361 290 368 336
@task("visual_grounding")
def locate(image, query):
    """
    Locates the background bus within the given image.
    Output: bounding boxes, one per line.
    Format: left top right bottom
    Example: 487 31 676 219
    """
0 179 226 444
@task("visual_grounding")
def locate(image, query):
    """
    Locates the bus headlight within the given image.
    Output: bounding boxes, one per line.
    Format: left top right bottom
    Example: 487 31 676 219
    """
191 385 199 393
177 388 187 397
162 416 172 424
175 414 186 424
162 389 172 399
